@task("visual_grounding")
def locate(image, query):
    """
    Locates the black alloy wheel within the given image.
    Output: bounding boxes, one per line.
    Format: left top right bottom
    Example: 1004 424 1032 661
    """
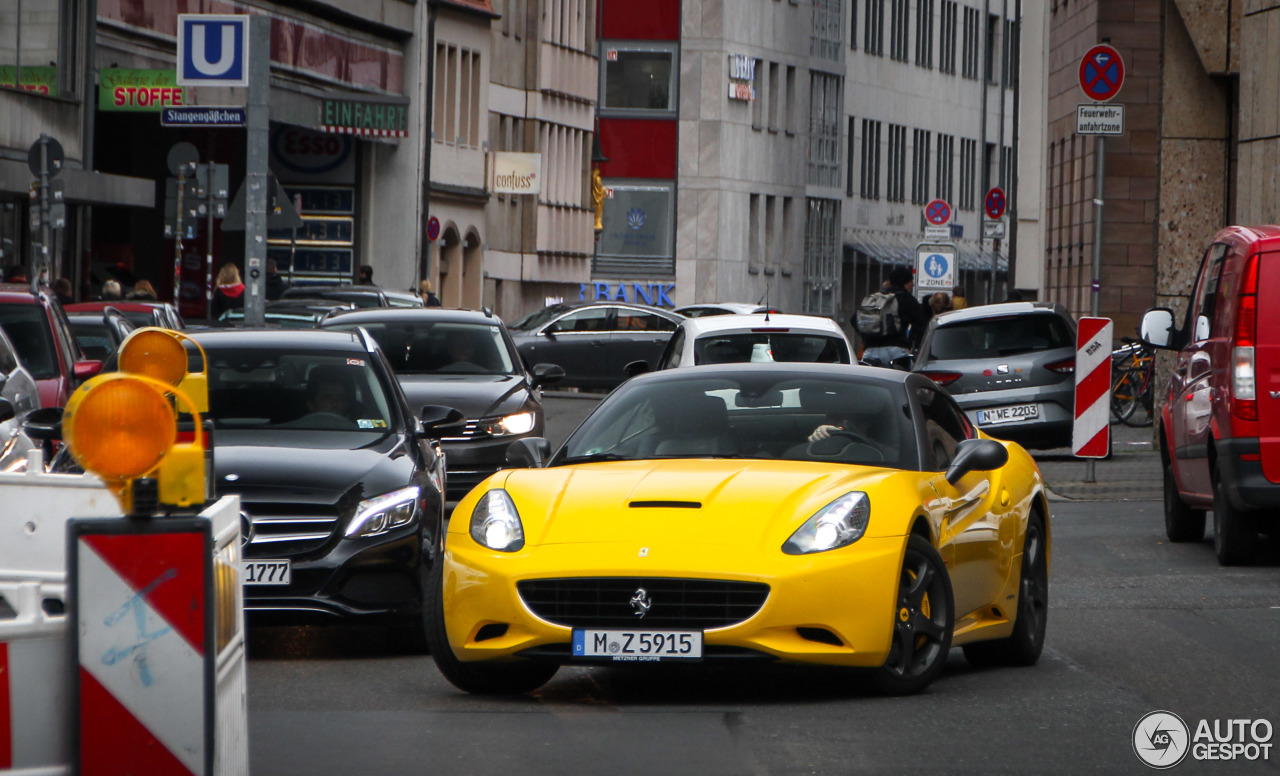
1213 478 1258 566
1163 464 1206 543
963 510 1049 667
424 560 559 694
872 534 954 695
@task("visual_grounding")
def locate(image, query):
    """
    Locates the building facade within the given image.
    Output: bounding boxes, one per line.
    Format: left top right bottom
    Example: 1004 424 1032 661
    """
843 0 1024 327
483 0 599 318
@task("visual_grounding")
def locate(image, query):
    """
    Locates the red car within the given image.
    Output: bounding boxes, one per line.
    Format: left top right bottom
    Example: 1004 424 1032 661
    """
0 284 102 408
1140 224 1280 565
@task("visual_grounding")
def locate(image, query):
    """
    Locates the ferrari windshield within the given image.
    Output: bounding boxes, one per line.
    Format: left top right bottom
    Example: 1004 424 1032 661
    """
557 373 915 469
205 348 394 432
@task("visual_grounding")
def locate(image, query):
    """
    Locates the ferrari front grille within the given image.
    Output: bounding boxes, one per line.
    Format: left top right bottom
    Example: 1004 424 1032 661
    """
516 577 770 629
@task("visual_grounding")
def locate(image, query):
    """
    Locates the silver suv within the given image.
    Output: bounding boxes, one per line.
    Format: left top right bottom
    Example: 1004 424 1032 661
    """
912 302 1077 450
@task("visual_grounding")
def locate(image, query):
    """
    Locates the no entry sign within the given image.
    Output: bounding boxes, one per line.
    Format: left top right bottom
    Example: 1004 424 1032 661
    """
984 187 1006 220
1079 44 1124 102
924 199 952 226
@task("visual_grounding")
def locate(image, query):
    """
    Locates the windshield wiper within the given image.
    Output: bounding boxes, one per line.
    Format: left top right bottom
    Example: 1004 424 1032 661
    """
561 452 629 464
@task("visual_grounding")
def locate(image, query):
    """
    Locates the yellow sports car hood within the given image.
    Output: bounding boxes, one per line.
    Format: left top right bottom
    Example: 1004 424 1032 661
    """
466 459 929 548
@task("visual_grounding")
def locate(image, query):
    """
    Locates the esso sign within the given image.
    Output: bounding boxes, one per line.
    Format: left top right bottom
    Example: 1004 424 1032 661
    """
272 127 352 175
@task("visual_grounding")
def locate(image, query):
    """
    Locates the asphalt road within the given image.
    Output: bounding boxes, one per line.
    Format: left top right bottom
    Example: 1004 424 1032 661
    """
245 396 1280 775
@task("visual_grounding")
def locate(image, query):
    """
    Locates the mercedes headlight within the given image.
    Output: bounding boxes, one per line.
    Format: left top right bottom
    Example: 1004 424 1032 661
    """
470 489 525 551
345 486 421 538
480 411 536 437
783 492 870 555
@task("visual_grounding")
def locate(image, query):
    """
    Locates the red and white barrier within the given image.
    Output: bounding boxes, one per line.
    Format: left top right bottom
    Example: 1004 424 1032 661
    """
1073 316 1114 458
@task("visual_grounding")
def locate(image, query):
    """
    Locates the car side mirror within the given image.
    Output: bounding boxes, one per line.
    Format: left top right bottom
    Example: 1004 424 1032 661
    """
623 360 650 378
418 405 465 438
1139 308 1184 350
0 397 14 424
73 359 103 380
506 437 551 469
22 406 63 441
945 438 1009 485
530 363 564 389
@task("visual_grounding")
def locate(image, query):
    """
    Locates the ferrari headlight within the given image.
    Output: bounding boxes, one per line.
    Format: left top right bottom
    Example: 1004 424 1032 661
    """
345 486 421 538
470 488 525 551
480 411 536 437
783 492 870 555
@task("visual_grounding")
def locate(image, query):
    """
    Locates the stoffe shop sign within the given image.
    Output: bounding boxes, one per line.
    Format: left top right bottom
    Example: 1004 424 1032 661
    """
490 152 543 195
99 69 187 111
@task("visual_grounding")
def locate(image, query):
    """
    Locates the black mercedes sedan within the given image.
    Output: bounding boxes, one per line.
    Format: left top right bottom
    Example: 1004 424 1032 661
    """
190 328 456 643
320 308 563 509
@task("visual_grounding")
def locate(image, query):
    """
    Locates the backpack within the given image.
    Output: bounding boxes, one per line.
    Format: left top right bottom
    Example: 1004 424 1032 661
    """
854 290 899 337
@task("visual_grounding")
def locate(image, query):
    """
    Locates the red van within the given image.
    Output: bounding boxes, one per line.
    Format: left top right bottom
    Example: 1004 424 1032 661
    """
1140 225 1280 565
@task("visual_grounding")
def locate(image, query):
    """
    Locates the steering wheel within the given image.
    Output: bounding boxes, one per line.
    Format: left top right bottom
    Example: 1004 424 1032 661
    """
808 428 884 462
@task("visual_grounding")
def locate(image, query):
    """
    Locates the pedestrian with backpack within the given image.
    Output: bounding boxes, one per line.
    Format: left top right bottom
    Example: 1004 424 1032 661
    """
853 266 927 369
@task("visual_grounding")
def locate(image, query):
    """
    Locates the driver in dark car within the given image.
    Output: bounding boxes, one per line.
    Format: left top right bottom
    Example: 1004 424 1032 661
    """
305 366 356 420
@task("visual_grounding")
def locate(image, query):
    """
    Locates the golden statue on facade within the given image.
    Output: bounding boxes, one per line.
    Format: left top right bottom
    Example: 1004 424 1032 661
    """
591 167 606 233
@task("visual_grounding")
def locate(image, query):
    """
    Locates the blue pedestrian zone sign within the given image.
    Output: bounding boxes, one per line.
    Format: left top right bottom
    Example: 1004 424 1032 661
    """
177 15 250 87
915 245 956 294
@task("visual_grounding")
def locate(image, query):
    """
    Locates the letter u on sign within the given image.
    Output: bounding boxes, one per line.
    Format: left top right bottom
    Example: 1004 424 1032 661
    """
177 15 249 87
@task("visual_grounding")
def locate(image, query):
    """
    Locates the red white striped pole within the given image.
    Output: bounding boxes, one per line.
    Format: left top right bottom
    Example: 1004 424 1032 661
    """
1073 317 1113 464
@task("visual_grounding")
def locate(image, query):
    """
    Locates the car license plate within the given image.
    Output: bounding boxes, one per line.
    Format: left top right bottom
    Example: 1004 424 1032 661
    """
243 559 291 585
572 629 703 661
977 403 1039 425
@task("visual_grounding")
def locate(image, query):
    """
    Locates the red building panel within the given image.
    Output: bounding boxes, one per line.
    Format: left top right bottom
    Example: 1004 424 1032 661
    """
601 0 680 41
597 119 677 180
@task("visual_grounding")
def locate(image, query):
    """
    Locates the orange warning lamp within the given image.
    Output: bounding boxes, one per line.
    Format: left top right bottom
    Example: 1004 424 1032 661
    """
63 372 206 514
118 327 209 413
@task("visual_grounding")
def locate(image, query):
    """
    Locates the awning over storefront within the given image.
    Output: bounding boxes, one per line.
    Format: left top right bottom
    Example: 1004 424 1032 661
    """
844 230 1008 272
0 159 153 208
267 88 412 142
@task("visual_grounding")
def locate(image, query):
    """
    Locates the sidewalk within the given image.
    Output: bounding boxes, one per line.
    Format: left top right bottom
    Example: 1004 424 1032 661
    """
1032 422 1163 501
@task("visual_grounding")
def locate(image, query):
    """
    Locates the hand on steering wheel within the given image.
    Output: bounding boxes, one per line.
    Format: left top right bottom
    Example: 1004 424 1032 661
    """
806 428 884 462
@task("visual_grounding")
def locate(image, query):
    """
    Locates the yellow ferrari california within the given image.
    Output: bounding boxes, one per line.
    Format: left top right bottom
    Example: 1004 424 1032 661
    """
426 364 1050 695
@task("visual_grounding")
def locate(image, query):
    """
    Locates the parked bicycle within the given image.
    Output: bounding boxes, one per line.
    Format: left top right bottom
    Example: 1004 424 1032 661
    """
1111 336 1154 426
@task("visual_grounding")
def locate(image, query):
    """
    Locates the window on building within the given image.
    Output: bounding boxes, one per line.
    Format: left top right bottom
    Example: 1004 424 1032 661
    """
846 116 857 197
768 62 780 130
545 0 590 51
936 133 954 203
850 0 858 49
749 193 762 269
766 195 778 267
595 180 676 277
887 124 907 203
985 13 1000 83
914 0 934 69
804 198 841 315
434 44 483 149
811 0 845 61
911 128 932 205
752 58 765 129
958 137 977 210
939 1 957 74
807 72 842 188
0 0 71 96
860 118 882 200
540 124 587 207
889 0 909 62
785 65 797 134
599 42 678 115
982 141 996 198
1004 17 1018 89
961 6 980 79
865 0 884 55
